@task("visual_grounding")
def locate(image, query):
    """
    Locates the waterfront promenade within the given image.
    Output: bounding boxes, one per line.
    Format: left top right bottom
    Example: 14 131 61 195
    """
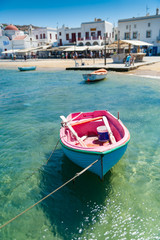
0 56 160 77
66 56 160 72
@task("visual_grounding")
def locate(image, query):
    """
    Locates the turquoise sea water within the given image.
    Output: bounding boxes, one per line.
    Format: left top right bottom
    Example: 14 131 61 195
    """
0 69 160 240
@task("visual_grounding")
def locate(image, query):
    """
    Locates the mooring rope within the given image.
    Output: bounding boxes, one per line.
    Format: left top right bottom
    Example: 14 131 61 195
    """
10 138 60 193
0 158 99 230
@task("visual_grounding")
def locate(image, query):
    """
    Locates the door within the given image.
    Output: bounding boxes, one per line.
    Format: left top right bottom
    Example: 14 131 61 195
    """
72 33 76 43
59 39 62 46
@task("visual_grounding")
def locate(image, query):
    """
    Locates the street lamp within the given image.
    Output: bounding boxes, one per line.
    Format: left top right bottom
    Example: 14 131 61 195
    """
74 41 77 66
117 31 120 54
104 33 107 65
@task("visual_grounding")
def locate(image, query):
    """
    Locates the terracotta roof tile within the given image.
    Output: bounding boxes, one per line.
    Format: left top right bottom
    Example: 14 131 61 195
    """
13 35 27 40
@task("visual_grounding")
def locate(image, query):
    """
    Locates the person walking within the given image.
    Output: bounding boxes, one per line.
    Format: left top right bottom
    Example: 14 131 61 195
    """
125 54 131 67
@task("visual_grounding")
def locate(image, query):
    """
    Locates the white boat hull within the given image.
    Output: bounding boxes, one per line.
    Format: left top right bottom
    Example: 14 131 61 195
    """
83 73 107 82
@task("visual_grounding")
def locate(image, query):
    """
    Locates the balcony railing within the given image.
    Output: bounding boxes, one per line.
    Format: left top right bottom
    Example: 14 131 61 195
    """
66 35 110 44
69 39 76 43
78 37 83 41
77 36 104 41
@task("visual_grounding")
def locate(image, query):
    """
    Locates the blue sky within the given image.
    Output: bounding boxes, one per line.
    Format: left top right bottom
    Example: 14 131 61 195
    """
0 0 160 28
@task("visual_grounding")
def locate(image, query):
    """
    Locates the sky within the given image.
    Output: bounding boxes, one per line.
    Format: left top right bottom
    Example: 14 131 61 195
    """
0 0 160 28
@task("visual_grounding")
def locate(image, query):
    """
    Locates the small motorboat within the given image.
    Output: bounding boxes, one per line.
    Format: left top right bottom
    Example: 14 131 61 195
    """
60 110 130 179
82 69 107 82
18 66 36 71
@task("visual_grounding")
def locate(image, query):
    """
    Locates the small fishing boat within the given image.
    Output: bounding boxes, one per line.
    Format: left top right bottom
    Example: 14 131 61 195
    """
18 66 36 71
82 69 107 82
60 110 130 179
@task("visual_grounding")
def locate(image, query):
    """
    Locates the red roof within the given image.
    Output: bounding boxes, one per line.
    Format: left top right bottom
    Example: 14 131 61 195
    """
13 35 27 40
5 24 19 31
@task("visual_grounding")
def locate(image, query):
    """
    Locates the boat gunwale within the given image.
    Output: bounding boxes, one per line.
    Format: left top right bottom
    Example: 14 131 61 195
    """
60 137 130 155
60 112 130 153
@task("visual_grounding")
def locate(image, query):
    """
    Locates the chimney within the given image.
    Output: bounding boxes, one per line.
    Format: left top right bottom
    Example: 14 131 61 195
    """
156 8 159 15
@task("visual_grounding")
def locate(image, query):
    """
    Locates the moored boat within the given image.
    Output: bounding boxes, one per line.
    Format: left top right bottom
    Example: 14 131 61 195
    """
60 110 130 179
18 66 36 71
82 69 107 82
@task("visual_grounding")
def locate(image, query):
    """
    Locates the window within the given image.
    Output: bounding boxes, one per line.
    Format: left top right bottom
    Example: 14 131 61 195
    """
55 34 57 40
124 32 130 39
43 33 45 39
91 32 95 37
112 32 114 38
133 32 137 39
66 33 69 40
71 33 76 42
146 31 151 38
59 32 61 36
126 25 128 30
36 35 38 39
148 23 151 27
85 32 89 39
50 34 52 39
40 34 42 39
97 31 101 37
134 24 136 28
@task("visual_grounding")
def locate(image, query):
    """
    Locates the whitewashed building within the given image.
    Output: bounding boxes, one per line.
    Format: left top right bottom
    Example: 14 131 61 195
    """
0 35 12 53
0 24 37 55
30 25 57 46
118 8 160 55
57 19 114 46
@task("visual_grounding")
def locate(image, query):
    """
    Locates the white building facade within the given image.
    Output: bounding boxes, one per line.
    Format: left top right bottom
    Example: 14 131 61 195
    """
0 24 37 55
118 8 160 55
57 19 114 46
30 26 57 46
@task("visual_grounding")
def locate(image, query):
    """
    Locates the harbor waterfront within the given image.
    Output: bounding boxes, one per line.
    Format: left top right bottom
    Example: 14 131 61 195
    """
1 56 160 73
0 69 160 239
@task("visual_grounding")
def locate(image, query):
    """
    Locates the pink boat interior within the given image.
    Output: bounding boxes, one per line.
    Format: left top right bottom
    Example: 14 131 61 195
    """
61 110 128 151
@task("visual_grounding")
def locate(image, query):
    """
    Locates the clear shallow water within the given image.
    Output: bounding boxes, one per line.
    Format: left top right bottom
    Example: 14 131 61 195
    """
0 69 160 240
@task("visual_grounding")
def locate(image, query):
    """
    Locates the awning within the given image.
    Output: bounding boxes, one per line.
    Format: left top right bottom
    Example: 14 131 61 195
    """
43 46 70 51
120 40 153 46
16 46 44 53
87 45 103 51
109 40 153 47
2 49 20 54
107 41 129 48
41 45 52 50
64 46 88 51
15 45 52 53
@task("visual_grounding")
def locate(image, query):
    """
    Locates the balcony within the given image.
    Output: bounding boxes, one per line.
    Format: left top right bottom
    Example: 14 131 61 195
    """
68 39 77 44
77 35 110 46
78 38 83 41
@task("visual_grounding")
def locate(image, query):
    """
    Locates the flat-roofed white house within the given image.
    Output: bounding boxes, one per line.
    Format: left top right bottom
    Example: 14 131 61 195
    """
118 8 160 55
30 25 57 46
12 35 37 49
57 19 114 46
